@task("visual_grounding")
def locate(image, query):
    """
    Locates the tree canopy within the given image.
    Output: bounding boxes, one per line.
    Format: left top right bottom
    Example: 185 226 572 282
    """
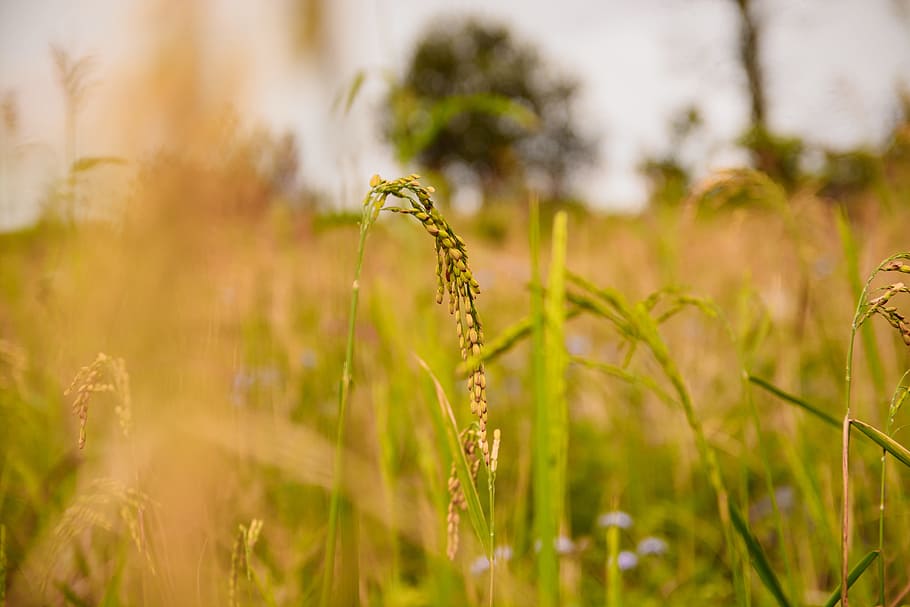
383 18 596 201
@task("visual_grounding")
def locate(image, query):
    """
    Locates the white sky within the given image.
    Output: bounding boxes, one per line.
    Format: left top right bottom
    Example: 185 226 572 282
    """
1 0 909 226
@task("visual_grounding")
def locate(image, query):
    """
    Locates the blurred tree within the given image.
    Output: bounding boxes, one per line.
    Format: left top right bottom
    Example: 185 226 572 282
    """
640 106 701 206
733 0 804 190
383 18 596 203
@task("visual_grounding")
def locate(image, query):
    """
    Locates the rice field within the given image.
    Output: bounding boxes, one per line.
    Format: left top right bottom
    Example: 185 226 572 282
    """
1 150 910 607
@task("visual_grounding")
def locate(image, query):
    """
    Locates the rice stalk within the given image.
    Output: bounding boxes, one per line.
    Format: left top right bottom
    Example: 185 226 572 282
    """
836 211 887 398
320 183 380 607
840 251 910 607
229 519 271 607
323 174 499 604
64 353 132 449
566 271 745 601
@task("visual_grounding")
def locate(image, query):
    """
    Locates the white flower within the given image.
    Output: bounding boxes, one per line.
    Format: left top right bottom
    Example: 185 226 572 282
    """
554 536 575 554
469 556 490 576
597 511 633 529
637 536 668 556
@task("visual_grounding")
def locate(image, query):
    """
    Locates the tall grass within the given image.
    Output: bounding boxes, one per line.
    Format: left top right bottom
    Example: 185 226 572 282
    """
5 158 910 605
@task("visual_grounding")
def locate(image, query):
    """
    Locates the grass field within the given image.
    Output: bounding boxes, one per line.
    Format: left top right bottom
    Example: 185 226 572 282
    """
1 165 910 606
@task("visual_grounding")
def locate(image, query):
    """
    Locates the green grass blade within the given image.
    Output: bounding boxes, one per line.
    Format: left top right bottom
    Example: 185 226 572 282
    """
566 273 635 337
571 356 677 408
458 307 585 376
321 197 376 607
729 502 792 607
822 550 879 607
56 582 92 607
530 196 558 607
416 357 492 556
545 211 569 527
850 419 910 468
748 375 840 428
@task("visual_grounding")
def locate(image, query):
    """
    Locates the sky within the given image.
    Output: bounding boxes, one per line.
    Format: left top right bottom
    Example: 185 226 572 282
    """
1 0 909 227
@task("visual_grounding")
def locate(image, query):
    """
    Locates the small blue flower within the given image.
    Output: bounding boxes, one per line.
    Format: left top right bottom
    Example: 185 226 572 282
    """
617 550 638 571
566 334 592 356
493 545 513 562
597 511 633 529
637 536 668 556
534 537 575 554
469 556 490 576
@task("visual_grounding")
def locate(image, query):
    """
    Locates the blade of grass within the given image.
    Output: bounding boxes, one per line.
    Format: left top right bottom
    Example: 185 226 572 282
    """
545 211 569 528
728 502 792 607
748 375 840 428
458 307 584 376
822 550 879 607
571 356 677 408
530 195 558 607
850 419 910 468
416 357 492 556
879 372 910 606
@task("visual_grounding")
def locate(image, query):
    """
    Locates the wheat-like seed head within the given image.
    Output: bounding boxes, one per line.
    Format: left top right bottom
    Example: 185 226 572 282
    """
445 427 481 560
229 519 263 607
65 353 133 449
368 174 490 462
366 175 496 561
858 271 910 346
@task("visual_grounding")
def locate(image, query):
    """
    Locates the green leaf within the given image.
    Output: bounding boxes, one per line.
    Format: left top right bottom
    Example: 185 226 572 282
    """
416 357 491 556
822 550 879 607
850 419 910 468
748 375 840 428
333 70 366 116
70 156 127 173
729 502 792 607
56 581 92 607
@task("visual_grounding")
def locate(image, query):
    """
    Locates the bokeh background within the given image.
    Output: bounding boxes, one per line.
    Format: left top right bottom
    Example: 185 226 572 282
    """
2 1 910 606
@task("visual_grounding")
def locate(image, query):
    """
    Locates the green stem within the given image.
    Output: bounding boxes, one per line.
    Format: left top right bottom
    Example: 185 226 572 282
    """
840 252 909 607
841 298 859 607
530 196 558 607
321 198 376 607
488 465 496 607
